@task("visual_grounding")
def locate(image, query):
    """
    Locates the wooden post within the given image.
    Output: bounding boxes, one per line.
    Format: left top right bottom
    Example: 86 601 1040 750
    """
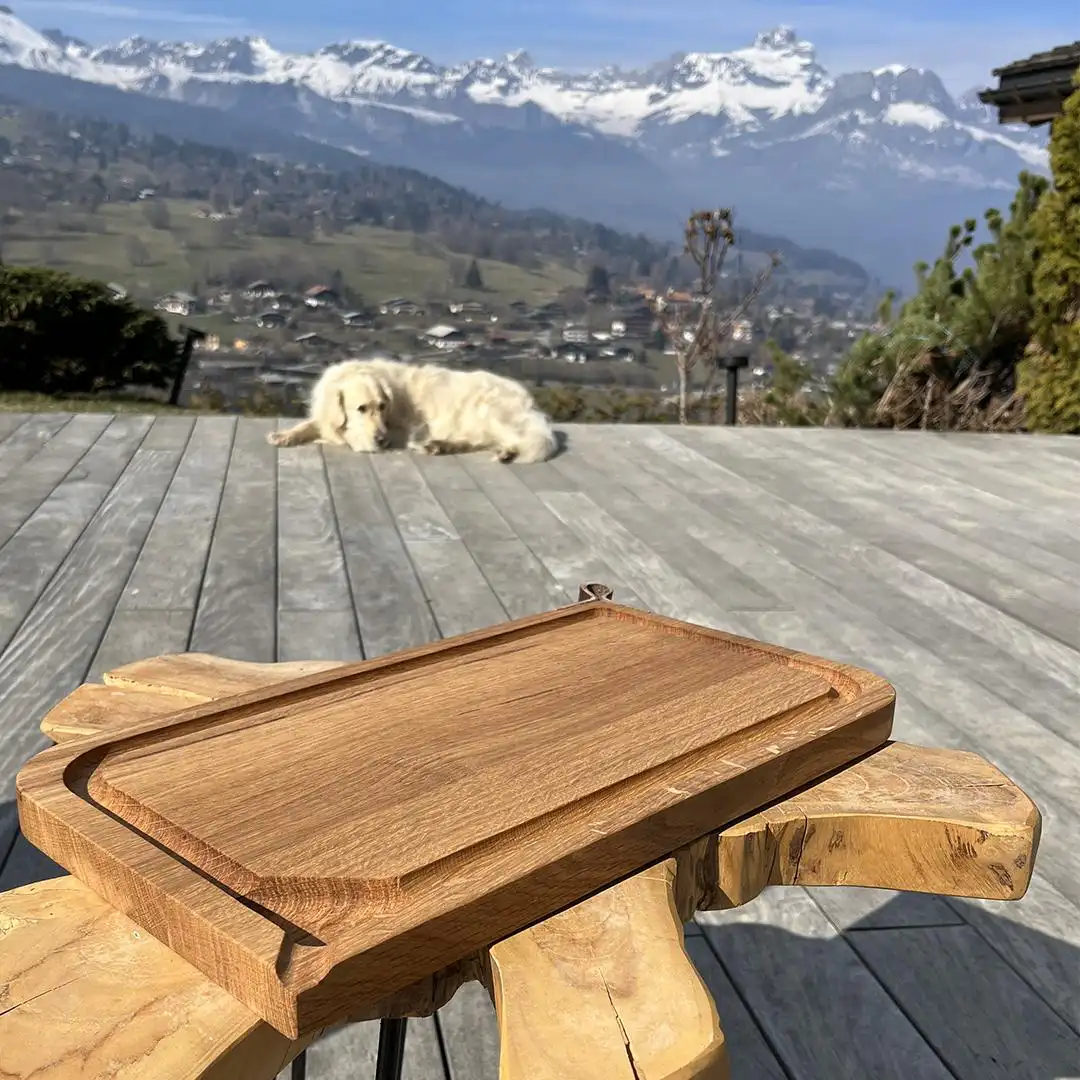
169 325 206 407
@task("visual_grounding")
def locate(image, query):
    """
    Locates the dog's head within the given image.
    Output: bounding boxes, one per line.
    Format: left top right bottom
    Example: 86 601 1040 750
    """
330 370 394 453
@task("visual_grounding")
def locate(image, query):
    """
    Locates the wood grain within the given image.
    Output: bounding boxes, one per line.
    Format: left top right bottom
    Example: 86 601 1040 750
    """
709 741 1040 906
850 924 1080 1078
21 651 1044 1080
40 683 200 740
488 858 728 1080
103 653 345 699
697 888 957 1080
188 418 277 662
458 454 649 609
0 413 113 551
0 875 313 1080
16 603 894 1037
0 416 151 656
322 449 438 659
607 428 1080 906
0 433 175 802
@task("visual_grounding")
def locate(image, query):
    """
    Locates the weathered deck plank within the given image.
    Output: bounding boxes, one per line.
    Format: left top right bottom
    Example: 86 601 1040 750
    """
0 416 146 656
458 454 649 608
413 452 571 620
0 413 30 443
0 418 169 796
1 418 1078 1080
323 448 437 659
698 889 956 1079
672 427 1080 747
89 416 234 680
739 428 1080 645
189 417 278 661
0 413 115 549
851 925 1080 1078
0 414 72 488
371 452 507 637
528 424 1080 1054
276 433 362 662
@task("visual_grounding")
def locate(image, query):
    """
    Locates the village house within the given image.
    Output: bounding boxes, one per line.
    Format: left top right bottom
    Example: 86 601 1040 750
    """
420 324 467 351
294 331 336 350
105 282 127 301
561 324 591 345
255 311 288 329
340 310 374 329
304 285 341 309
242 280 279 301
154 291 200 317
597 343 643 363
610 299 656 339
447 299 494 322
380 298 424 317
533 300 567 320
552 342 592 364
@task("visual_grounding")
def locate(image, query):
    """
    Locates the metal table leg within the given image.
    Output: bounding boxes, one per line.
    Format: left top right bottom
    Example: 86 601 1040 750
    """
375 1018 408 1080
291 1048 308 1079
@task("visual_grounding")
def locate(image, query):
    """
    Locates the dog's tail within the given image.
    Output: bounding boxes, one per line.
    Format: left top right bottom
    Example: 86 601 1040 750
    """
513 411 560 464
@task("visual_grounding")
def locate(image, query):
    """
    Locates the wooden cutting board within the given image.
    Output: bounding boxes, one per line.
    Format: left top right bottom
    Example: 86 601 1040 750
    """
16 600 894 1037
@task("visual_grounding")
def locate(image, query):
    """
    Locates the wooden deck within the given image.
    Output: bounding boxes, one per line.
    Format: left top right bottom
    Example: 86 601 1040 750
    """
1 413 1078 1080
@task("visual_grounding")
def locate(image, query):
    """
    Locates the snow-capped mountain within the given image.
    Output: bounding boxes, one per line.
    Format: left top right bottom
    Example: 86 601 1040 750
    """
0 10 1050 284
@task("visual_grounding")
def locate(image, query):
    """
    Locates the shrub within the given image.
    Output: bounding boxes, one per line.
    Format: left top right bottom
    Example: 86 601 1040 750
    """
1018 70 1080 433
0 266 179 394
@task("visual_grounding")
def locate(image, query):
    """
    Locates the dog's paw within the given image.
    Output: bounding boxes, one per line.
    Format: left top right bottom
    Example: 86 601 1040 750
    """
267 431 290 447
495 449 517 464
422 439 452 456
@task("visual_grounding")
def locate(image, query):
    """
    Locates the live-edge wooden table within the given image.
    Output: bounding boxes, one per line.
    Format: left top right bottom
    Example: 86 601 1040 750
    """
1 584 1041 1080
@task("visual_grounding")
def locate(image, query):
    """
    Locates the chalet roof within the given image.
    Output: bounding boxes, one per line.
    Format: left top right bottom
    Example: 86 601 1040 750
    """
978 41 1080 124
991 41 1080 78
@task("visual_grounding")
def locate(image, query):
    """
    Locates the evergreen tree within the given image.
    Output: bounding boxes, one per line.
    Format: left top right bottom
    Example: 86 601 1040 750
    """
829 175 1045 428
1018 71 1080 433
585 263 611 298
464 258 484 290
762 340 821 425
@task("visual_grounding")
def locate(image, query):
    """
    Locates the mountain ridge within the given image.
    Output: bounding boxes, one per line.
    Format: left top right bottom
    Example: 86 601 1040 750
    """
0 10 1051 284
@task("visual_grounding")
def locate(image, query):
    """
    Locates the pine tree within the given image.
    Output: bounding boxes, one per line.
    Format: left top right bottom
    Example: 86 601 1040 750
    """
828 173 1046 428
464 258 484 290
1018 71 1080 433
586 263 611 298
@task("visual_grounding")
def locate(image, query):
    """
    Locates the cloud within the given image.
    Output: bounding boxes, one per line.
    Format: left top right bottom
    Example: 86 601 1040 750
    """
14 0 251 28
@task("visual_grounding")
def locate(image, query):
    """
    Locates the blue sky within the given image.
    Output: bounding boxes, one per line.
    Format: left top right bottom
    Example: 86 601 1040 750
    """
13 0 1079 92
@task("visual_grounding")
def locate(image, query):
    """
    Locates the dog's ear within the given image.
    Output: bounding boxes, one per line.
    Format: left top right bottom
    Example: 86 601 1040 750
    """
375 377 393 409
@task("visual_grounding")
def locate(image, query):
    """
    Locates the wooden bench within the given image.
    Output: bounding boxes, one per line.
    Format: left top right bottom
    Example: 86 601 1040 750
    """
2 594 1040 1080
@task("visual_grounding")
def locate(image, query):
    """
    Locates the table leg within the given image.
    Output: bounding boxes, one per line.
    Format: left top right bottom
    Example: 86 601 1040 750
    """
291 1048 307 1079
375 1018 408 1080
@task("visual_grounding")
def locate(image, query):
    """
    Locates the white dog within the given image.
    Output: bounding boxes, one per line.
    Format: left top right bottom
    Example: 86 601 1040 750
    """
267 358 559 464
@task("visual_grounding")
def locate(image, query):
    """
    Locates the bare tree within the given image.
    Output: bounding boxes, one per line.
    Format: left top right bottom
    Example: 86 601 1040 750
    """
654 209 780 423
